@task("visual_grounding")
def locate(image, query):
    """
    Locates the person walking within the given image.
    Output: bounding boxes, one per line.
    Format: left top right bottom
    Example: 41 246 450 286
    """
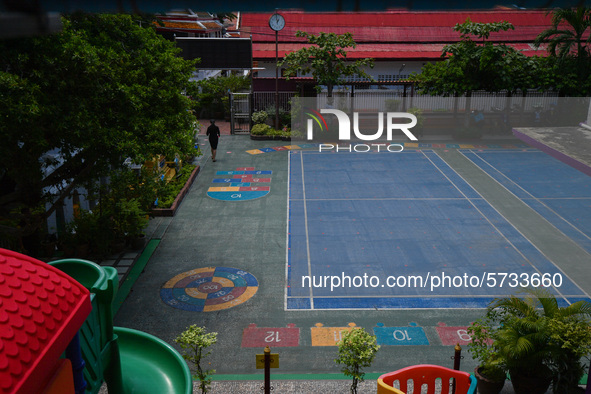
206 119 221 162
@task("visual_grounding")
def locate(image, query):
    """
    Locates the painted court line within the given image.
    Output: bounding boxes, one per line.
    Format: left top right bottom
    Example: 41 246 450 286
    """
300 152 314 309
437 150 591 302
423 151 574 302
433 150 581 303
286 149 590 310
285 151 291 311
461 149 591 253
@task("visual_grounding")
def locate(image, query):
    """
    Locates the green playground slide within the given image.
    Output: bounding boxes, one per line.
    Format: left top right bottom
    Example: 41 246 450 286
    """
49 258 192 394
114 326 192 394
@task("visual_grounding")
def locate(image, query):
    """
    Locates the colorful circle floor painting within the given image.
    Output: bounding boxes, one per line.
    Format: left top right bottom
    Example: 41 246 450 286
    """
207 167 272 201
160 267 259 312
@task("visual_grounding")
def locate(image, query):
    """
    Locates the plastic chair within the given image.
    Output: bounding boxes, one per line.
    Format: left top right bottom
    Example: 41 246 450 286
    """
377 364 477 394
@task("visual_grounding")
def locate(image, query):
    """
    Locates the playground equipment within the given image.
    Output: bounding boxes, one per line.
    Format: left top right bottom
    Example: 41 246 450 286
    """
377 364 477 394
0 248 91 394
48 258 192 394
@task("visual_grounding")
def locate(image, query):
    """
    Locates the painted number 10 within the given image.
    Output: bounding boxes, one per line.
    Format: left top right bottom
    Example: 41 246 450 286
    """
393 330 412 341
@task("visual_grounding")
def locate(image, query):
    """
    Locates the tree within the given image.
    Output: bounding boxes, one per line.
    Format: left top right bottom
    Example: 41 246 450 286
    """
0 13 197 252
534 6 591 95
412 18 526 96
279 31 374 98
486 289 591 393
335 328 380 394
186 74 250 118
175 325 218 394
535 7 591 62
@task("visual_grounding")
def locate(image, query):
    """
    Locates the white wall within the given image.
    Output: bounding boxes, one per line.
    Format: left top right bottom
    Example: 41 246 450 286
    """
254 60 429 85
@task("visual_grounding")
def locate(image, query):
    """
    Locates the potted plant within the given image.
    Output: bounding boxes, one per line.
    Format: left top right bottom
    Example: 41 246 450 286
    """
546 312 591 393
484 289 591 394
467 316 506 394
112 198 148 249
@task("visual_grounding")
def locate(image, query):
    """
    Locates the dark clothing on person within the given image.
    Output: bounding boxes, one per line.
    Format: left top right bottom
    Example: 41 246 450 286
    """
207 124 220 149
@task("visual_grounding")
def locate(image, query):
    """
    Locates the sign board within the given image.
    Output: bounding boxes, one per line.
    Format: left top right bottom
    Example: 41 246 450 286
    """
256 353 279 369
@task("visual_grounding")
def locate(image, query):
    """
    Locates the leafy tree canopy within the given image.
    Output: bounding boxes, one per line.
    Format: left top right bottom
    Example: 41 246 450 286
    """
534 6 591 95
534 6 591 61
412 18 532 96
0 13 197 246
279 31 373 97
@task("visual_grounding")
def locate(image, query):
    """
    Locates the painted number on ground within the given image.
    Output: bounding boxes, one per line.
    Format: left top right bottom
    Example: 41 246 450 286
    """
241 323 300 347
436 323 472 345
311 323 357 346
373 323 429 345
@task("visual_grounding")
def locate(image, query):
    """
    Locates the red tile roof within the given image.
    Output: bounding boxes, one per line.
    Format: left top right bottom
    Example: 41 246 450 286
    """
241 10 554 60
0 249 91 394
253 42 545 59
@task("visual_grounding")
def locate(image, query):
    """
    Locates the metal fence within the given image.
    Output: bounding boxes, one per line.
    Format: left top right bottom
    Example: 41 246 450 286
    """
251 90 563 115
316 90 561 113
252 91 297 112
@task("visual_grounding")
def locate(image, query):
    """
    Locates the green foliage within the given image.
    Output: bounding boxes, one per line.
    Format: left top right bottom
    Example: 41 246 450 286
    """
111 198 148 238
264 105 291 126
534 6 591 95
335 328 380 394
475 289 591 393
187 74 250 117
61 209 114 257
155 165 197 208
175 325 218 394
279 31 374 97
250 124 273 135
413 11 591 96
534 7 591 61
0 13 197 249
250 124 291 138
453 18 514 41
407 107 425 129
467 317 506 382
251 110 269 124
105 168 157 212
412 18 529 96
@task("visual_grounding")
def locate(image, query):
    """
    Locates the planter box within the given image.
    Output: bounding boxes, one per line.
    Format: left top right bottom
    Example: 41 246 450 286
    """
250 134 290 141
151 166 200 217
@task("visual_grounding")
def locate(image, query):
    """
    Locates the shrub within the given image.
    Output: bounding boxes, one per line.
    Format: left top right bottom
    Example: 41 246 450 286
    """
154 164 197 208
264 105 291 126
175 325 218 394
252 110 268 124
335 328 380 394
250 123 272 135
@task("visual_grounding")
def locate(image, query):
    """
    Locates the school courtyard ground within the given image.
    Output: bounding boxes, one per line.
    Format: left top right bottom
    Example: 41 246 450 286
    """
110 121 591 393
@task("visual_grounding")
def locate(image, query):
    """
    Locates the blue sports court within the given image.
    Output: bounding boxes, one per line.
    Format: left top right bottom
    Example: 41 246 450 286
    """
286 149 591 310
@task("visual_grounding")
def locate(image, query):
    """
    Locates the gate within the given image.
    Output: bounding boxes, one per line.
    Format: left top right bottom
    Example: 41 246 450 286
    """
230 92 251 134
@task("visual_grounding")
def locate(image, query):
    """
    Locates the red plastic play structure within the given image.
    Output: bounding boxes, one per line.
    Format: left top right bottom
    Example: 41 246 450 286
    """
0 248 91 394
0 249 192 394
377 364 477 394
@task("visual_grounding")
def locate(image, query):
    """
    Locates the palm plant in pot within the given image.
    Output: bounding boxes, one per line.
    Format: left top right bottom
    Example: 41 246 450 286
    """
487 289 591 394
467 316 506 394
